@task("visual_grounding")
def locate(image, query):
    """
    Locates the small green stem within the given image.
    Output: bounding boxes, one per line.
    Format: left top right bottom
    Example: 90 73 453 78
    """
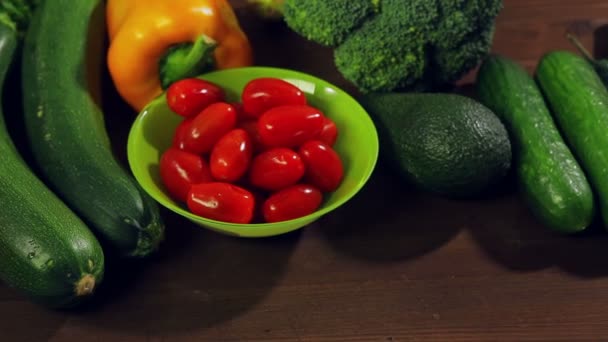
247 0 285 19
567 32 595 62
1 0 39 36
0 13 16 32
159 34 217 89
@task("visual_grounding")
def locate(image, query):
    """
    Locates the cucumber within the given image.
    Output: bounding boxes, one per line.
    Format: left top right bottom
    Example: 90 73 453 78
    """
21 0 165 257
536 51 608 229
0 18 104 308
476 55 595 233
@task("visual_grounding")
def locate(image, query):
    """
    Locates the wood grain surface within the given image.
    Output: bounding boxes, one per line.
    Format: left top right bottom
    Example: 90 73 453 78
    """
3 0 608 341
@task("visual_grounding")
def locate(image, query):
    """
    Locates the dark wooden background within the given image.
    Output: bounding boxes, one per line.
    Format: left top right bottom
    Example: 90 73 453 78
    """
3 0 608 341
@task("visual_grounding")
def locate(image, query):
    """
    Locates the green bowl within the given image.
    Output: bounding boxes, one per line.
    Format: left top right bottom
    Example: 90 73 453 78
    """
127 66 379 237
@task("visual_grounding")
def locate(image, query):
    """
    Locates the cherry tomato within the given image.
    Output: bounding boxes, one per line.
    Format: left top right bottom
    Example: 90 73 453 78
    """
263 184 323 223
298 140 344 192
249 148 305 191
258 105 324 148
180 102 237 154
241 78 307 119
166 78 225 118
318 116 338 146
238 119 268 152
209 129 253 182
187 182 254 224
172 117 193 149
231 101 246 121
160 148 213 202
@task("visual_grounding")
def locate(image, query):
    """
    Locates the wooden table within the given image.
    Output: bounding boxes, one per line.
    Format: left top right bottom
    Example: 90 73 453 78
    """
3 0 608 340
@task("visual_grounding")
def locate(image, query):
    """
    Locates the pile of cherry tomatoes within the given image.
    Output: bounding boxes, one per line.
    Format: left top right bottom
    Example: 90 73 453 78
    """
159 77 344 224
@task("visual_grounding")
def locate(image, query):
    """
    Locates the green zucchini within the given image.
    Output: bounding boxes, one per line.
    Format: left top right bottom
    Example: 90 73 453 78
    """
476 55 595 233
0 17 104 308
536 51 608 229
21 0 164 257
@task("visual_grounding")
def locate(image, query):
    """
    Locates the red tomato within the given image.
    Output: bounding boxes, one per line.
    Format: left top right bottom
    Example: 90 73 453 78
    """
318 116 338 146
238 119 268 152
231 101 246 121
172 117 193 149
298 140 344 192
187 182 254 224
241 78 307 119
263 184 323 223
209 129 253 182
249 148 305 191
159 148 213 202
257 105 324 148
166 78 225 118
180 102 237 154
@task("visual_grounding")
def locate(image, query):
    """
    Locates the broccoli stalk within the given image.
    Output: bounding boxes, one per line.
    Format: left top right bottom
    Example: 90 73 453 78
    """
282 0 503 92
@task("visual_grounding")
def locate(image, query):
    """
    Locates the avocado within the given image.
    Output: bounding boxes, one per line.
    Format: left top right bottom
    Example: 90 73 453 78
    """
360 92 512 198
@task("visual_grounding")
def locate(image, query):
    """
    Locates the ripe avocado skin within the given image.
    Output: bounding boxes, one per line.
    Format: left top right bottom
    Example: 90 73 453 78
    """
360 92 512 198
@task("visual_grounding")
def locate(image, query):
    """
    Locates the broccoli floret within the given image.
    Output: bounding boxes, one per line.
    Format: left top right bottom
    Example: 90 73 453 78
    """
333 0 436 92
334 18 428 92
282 0 377 46
432 23 497 85
431 0 502 49
383 0 439 31
283 0 503 92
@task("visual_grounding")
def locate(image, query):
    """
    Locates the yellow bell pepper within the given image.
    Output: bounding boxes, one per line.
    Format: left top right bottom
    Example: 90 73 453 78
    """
106 0 253 111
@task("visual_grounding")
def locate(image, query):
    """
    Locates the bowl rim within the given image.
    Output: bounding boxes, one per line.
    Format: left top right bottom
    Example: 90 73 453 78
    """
127 66 380 236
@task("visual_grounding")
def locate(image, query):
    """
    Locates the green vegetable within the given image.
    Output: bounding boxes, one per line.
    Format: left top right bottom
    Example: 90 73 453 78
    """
537 51 608 230
282 0 503 92
566 33 608 87
21 0 165 258
247 0 285 20
0 0 39 37
283 0 376 46
359 92 512 198
476 55 594 233
159 34 217 89
0 12 104 309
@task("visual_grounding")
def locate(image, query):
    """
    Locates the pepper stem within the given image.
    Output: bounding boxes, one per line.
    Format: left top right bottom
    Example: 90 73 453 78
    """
159 34 217 89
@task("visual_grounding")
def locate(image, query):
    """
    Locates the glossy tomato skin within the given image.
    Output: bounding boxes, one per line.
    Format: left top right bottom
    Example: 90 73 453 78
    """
187 182 254 224
160 148 213 202
209 129 253 182
172 117 193 149
249 147 305 191
318 116 338 146
298 140 344 192
238 119 268 152
241 78 307 119
263 184 323 223
257 105 324 148
166 78 225 117
180 102 237 155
